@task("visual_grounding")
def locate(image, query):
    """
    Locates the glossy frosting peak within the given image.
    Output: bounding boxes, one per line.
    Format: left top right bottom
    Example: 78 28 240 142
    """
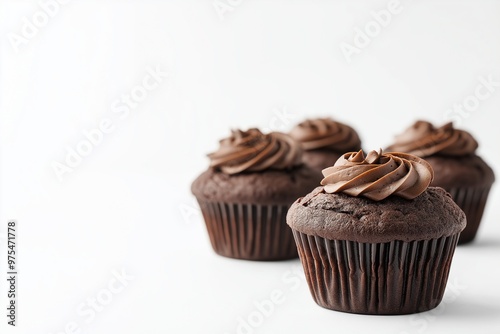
289 118 361 151
321 150 434 201
208 128 302 174
387 121 478 157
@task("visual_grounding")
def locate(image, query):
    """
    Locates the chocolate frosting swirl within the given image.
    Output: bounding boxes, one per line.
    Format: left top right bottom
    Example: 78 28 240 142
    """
321 150 434 201
289 118 361 151
208 128 302 175
386 121 478 157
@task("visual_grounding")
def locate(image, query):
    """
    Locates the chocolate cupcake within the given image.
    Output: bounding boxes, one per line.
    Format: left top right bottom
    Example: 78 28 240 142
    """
287 150 466 315
387 121 495 244
289 118 362 171
191 128 318 261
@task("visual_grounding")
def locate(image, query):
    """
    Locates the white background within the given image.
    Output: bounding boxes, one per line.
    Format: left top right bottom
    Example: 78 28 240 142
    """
1 1 500 333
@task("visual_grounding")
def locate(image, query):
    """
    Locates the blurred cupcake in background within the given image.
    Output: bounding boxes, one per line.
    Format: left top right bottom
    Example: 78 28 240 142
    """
289 118 362 172
387 120 495 244
191 128 318 261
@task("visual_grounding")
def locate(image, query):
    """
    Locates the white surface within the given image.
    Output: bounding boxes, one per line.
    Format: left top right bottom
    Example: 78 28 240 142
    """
1 1 500 333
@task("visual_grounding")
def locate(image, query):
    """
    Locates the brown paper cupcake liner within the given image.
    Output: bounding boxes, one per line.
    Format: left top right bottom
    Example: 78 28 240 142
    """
197 201 298 261
292 230 460 315
446 186 491 244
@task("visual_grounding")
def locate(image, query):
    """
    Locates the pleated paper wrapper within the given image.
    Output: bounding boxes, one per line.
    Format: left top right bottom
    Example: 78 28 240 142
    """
292 230 460 315
198 201 298 261
446 186 491 244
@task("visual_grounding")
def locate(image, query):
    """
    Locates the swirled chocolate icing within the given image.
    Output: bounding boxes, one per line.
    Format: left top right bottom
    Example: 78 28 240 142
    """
386 121 478 157
208 128 302 175
321 150 434 201
289 118 361 151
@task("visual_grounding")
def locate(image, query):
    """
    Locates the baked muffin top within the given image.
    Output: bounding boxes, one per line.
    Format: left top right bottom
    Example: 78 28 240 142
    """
192 128 318 203
287 186 465 242
287 150 466 242
386 121 494 187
